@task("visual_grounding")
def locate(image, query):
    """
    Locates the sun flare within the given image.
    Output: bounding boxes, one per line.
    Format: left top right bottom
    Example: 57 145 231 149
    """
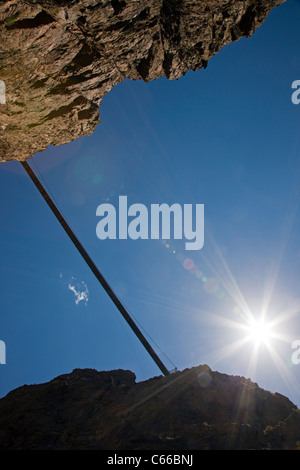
245 317 273 346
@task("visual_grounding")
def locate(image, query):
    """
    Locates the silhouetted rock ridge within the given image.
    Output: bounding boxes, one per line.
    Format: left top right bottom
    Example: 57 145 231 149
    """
0 364 299 450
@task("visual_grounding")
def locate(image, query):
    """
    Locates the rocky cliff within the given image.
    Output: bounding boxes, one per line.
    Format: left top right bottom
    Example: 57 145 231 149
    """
0 364 299 450
0 0 285 162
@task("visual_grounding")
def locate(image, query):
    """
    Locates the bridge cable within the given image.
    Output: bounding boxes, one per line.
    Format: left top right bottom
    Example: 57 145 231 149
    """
21 160 171 377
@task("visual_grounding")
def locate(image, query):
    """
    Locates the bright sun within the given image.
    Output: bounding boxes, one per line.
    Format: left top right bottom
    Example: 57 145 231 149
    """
246 318 272 345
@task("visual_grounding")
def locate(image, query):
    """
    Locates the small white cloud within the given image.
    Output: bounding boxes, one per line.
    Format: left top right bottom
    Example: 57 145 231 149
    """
68 280 89 305
60 273 89 306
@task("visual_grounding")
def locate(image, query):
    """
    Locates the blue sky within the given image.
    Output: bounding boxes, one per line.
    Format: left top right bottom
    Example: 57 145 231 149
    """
1 0 300 407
